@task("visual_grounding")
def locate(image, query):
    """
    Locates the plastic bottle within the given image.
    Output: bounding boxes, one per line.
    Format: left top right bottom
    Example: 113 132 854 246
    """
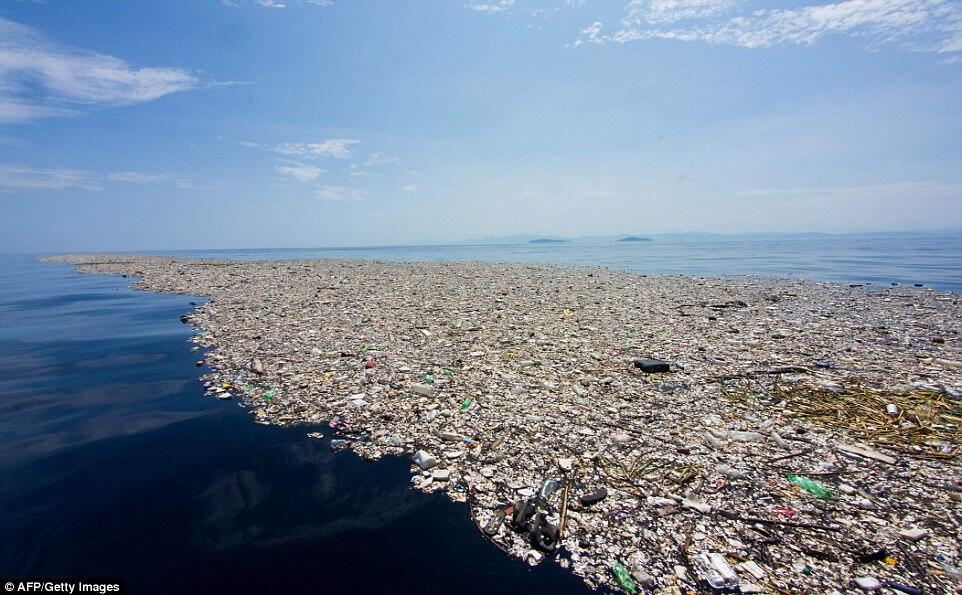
786 474 833 499
612 562 638 594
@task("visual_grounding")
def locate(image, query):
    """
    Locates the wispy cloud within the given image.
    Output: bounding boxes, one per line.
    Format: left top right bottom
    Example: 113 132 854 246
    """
577 0 962 54
364 152 400 166
224 0 333 7
246 138 396 187
315 185 367 201
467 0 515 13
272 139 360 159
1 165 204 192
106 171 169 183
276 162 324 181
0 17 204 123
624 0 736 24
0 164 100 190
0 102 78 123
401 183 418 192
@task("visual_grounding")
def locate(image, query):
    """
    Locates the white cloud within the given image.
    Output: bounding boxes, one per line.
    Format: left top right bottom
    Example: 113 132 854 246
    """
0 164 101 191
0 100 79 123
339 152 401 178
578 21 606 44
272 139 360 159
401 183 418 192
467 0 515 13
227 0 333 7
106 171 168 183
364 152 400 166
315 185 367 201
0 165 208 192
623 0 736 24
0 17 203 123
579 0 962 54
276 162 324 181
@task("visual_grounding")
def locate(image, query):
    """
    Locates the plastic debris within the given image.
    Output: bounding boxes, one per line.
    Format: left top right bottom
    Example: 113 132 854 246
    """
694 552 739 591
612 562 638 595
482 510 505 536
50 254 962 595
899 527 929 541
330 438 350 451
580 488 607 506
854 576 882 591
633 358 670 373
787 474 833 499
413 450 438 470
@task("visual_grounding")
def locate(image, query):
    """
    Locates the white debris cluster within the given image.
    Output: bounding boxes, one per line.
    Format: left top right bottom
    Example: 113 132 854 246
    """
50 254 962 594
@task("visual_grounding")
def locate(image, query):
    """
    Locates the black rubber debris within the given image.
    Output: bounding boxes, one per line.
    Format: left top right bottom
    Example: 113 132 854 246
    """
580 488 608 506
633 359 670 373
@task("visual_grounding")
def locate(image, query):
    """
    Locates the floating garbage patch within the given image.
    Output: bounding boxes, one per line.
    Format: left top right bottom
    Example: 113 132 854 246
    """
47 254 962 593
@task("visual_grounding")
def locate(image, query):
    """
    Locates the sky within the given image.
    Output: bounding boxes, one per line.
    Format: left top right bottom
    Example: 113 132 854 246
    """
0 0 960 252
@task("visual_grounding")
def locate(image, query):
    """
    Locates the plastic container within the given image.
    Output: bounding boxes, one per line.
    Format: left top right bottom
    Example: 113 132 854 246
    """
694 552 739 591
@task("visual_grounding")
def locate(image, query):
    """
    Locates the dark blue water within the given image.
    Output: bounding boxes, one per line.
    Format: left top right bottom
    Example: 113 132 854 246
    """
0 256 591 594
153 232 962 291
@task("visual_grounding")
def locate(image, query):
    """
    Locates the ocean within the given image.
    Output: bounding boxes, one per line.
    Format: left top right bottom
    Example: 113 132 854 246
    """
158 231 962 291
1 232 960 593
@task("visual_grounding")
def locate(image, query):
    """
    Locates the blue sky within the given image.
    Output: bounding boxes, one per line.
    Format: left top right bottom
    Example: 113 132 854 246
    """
0 0 960 252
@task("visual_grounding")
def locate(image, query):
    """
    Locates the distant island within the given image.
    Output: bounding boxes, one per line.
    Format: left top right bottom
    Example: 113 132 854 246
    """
529 238 571 244
617 236 652 242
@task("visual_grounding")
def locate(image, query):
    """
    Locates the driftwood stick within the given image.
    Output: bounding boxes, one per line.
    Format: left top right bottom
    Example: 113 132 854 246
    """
766 447 814 464
558 479 570 539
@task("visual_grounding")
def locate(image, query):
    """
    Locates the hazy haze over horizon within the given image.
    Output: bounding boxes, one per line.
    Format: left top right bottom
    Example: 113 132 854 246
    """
0 1 960 253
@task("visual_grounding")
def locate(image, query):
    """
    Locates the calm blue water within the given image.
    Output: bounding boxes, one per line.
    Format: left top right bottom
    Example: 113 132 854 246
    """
0 255 591 594
1 233 959 592
153 232 962 291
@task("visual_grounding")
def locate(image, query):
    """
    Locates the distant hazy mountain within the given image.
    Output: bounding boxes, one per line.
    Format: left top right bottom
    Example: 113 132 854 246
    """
617 236 652 242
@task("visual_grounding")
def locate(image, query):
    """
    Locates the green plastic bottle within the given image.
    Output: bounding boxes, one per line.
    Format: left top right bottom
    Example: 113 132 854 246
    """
612 562 638 594
787 474 833 499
